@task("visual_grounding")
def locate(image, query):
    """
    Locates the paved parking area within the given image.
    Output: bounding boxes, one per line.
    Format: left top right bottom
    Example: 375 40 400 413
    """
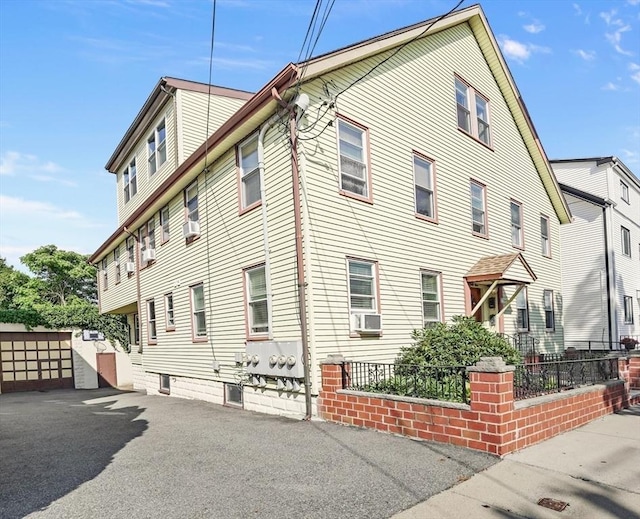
0 389 497 519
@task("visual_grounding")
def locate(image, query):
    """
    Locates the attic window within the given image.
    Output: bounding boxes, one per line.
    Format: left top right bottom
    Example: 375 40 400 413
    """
455 76 491 147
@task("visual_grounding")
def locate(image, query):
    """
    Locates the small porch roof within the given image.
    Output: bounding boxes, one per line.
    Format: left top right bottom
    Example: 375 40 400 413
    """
464 253 537 286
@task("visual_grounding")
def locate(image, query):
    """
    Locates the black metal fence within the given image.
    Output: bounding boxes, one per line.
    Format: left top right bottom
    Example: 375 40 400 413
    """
343 362 469 403
513 357 620 400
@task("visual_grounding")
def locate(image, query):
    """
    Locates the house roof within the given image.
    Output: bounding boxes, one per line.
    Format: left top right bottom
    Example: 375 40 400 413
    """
550 156 640 191
90 4 572 263
105 77 254 173
559 183 608 207
464 253 537 285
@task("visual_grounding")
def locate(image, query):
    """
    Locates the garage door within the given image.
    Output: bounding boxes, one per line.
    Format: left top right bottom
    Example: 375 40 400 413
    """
0 332 74 393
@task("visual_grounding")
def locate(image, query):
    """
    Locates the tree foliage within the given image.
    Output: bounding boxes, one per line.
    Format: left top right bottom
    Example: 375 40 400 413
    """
397 316 521 367
0 247 129 351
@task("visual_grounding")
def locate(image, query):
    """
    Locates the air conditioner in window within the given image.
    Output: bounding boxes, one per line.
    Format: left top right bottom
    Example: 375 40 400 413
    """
183 220 200 239
125 261 136 273
353 313 382 333
142 248 156 263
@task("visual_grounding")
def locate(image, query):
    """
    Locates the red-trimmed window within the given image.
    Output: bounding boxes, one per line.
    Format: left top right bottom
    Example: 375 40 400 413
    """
337 117 370 199
245 264 269 337
147 299 157 343
239 134 261 210
421 271 442 326
511 201 524 248
191 284 207 338
470 180 488 237
455 76 491 146
540 215 550 257
414 154 436 220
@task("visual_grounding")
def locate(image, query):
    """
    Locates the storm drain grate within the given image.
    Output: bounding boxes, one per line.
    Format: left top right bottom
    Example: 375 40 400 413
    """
538 497 569 511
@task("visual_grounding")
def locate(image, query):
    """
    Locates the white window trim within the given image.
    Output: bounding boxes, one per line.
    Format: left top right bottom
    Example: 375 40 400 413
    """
148 119 167 176
147 299 157 342
164 293 175 330
623 296 634 324
123 158 137 204
511 200 524 249
336 116 371 201
347 258 379 317
541 215 551 257
239 134 261 210
420 270 442 327
621 180 629 203
191 283 207 339
621 226 631 257
245 264 270 338
470 180 488 237
544 289 555 331
185 182 199 223
160 205 170 243
101 258 108 290
114 248 121 284
516 288 529 332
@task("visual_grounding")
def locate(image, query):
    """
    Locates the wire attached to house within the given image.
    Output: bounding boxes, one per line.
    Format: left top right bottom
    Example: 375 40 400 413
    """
203 0 218 172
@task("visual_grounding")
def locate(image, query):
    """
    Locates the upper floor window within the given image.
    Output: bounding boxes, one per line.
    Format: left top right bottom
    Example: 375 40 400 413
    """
114 248 121 284
147 218 156 251
413 154 436 220
123 158 137 203
544 289 555 331
621 226 631 257
421 271 442 326
455 77 491 146
148 119 167 176
511 200 524 248
348 259 378 313
101 258 108 290
191 283 207 338
624 296 634 324
620 180 629 203
132 313 140 345
239 135 260 210
470 180 488 237
337 117 370 200
126 236 135 265
160 206 170 243
165 293 175 330
516 288 529 332
540 215 550 257
185 182 199 222
147 299 157 343
245 264 269 337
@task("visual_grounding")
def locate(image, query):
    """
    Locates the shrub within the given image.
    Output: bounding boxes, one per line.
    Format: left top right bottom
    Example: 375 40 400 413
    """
397 315 521 367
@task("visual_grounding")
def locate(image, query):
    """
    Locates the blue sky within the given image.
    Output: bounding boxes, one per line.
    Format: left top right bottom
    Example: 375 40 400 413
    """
1 0 639 270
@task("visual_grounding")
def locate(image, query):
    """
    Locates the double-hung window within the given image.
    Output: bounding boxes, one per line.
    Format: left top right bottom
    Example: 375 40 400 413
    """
348 259 377 314
147 299 157 343
421 271 441 326
165 293 175 330
337 117 369 199
123 158 137 203
621 226 631 257
455 77 491 146
540 215 550 257
101 258 108 290
147 218 156 251
148 119 166 175
132 313 140 345
621 180 629 203
624 296 634 324
185 182 199 222
191 284 207 338
126 236 135 266
543 289 555 331
470 180 487 236
160 206 170 243
511 200 524 248
516 288 529 332
114 248 121 284
139 225 148 257
414 154 435 220
245 265 269 336
239 135 260 210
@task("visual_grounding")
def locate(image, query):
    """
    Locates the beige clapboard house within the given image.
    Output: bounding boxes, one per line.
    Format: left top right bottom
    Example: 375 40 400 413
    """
90 5 571 418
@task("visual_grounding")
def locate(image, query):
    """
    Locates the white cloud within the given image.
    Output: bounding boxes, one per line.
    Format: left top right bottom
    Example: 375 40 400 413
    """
30 175 78 188
523 22 545 34
601 82 620 91
498 36 551 63
620 148 639 165
0 195 83 221
574 49 596 61
0 151 67 177
628 0 640 5
630 63 640 84
605 25 634 56
573 3 582 15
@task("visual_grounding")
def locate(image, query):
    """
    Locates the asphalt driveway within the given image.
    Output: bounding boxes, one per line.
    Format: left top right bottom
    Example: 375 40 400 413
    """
0 389 498 519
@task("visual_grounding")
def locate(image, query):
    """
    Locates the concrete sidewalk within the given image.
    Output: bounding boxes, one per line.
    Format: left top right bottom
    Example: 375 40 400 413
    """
393 406 640 519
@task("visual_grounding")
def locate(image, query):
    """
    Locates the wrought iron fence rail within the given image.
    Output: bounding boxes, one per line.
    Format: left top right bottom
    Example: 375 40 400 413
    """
514 357 619 400
343 361 469 404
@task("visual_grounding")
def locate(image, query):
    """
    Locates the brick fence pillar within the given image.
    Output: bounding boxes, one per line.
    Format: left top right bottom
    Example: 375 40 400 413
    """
318 355 347 420
466 357 516 455
628 352 640 390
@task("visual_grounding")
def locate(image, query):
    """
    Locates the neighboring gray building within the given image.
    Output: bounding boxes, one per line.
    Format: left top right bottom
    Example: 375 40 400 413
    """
552 157 640 347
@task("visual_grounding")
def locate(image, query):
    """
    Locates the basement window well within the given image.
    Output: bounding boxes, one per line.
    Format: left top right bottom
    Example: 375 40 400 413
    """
225 383 243 408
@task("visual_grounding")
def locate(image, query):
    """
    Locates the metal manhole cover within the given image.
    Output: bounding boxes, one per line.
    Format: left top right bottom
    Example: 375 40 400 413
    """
538 498 569 511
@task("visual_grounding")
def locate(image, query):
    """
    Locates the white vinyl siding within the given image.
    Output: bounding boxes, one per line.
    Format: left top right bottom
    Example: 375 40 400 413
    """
337 118 369 198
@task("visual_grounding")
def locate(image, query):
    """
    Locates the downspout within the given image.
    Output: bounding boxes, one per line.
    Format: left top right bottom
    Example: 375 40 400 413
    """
124 227 143 355
602 204 614 349
257 113 281 338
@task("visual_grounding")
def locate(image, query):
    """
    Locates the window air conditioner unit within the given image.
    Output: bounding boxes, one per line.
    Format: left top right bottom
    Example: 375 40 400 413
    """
183 220 200 239
125 261 136 273
142 249 156 263
353 313 382 333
